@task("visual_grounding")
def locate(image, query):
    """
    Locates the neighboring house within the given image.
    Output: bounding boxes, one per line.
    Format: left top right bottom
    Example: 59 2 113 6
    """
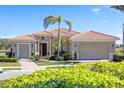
10 28 119 60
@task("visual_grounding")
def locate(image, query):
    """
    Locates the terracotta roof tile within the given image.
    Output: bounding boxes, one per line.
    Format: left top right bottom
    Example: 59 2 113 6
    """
47 28 80 37
70 31 120 41
10 34 36 42
32 31 51 37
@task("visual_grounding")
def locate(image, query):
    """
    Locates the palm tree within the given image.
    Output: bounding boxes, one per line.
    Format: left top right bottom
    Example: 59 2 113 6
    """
111 5 124 53
43 16 71 60
111 5 124 13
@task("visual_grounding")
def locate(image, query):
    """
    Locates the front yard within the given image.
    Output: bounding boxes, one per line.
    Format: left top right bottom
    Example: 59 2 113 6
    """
0 62 20 67
2 61 124 88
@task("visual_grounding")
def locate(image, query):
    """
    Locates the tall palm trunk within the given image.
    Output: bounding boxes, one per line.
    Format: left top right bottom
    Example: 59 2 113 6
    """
57 22 61 60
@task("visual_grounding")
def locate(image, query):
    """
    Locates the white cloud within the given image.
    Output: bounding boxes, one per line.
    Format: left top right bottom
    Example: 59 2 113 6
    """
102 20 108 23
92 8 102 14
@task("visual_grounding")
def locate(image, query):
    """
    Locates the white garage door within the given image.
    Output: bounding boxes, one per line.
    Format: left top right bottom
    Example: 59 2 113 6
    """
19 44 30 58
79 44 109 59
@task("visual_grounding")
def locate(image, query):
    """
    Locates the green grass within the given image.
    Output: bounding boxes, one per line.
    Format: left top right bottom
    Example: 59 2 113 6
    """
0 62 20 67
35 61 80 66
3 68 21 70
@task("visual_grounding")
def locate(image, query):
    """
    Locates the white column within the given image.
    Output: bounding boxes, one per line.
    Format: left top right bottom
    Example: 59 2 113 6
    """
72 42 74 59
37 42 39 55
29 43 31 58
35 43 37 54
77 43 79 59
17 43 19 59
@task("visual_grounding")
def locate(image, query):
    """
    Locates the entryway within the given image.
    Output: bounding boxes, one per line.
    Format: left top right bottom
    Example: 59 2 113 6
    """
39 43 47 57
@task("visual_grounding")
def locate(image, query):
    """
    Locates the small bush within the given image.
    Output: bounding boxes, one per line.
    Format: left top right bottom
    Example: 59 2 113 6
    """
0 55 6 58
6 52 15 58
0 58 17 62
64 51 71 60
113 54 124 62
32 54 40 61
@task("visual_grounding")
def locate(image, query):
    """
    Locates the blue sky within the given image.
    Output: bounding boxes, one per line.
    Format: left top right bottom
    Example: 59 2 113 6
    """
0 5 124 44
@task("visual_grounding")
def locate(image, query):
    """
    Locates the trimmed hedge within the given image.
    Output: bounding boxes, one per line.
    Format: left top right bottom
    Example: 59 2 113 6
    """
113 54 124 62
0 55 6 58
90 62 124 80
0 58 17 62
3 62 124 88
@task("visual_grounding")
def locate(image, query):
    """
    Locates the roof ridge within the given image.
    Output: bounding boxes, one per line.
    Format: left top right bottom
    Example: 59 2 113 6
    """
70 32 87 40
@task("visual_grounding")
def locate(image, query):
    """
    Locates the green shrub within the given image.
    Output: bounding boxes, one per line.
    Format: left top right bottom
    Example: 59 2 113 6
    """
0 58 17 62
64 51 71 60
90 62 124 80
32 54 40 61
0 55 6 58
3 64 124 88
113 54 124 62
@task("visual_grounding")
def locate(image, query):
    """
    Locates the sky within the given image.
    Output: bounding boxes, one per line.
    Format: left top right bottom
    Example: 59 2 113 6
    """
0 5 124 44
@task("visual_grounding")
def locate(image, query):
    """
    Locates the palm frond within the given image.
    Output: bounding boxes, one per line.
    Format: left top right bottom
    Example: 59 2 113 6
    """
63 20 72 31
43 16 58 29
111 5 124 13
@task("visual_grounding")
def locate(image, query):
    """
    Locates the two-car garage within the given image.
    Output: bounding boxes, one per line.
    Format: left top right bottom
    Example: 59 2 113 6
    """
79 44 109 59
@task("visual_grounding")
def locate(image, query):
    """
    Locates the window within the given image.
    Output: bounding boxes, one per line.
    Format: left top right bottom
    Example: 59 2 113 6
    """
75 44 77 47
31 44 34 47
41 37 45 40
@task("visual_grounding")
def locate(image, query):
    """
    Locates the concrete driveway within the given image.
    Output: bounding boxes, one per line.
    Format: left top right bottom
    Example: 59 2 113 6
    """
0 70 35 80
19 59 41 70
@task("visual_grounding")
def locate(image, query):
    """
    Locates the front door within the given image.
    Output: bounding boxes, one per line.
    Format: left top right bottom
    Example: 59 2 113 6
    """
42 43 47 56
39 43 47 56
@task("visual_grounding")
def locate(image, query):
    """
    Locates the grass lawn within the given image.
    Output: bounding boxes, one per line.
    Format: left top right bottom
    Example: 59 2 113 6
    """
35 61 80 66
3 68 21 70
0 62 21 67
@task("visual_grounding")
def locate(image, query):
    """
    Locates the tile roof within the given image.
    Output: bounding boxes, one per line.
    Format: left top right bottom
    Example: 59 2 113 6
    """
70 31 120 41
32 31 51 37
10 34 36 42
47 28 80 37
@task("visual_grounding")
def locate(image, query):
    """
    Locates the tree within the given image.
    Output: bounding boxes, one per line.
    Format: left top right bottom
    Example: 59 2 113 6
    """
52 36 68 52
43 16 71 60
111 5 124 53
0 39 11 50
111 5 124 13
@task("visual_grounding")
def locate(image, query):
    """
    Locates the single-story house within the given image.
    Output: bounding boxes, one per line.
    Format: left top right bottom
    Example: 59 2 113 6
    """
10 28 119 60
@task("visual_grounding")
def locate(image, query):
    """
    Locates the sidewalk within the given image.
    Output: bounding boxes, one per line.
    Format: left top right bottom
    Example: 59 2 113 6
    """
19 59 41 70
